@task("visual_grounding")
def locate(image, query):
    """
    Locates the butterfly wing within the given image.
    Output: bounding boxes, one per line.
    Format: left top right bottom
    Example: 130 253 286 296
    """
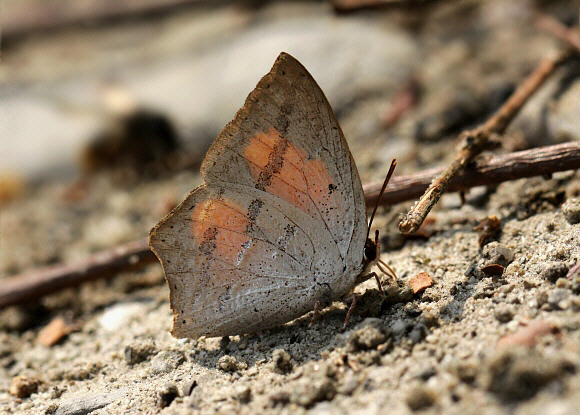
201 52 367 267
150 53 369 338
150 184 346 337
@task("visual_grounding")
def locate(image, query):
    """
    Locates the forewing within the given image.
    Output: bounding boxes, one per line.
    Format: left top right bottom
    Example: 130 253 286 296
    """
201 52 367 266
149 184 343 338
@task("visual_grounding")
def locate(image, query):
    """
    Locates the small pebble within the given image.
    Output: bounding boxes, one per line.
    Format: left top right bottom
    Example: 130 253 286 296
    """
54 390 126 415
217 355 246 372
484 348 574 401
124 341 157 365
406 384 436 411
540 262 569 283
398 285 414 303
182 379 197 396
338 374 359 395
346 318 390 352
409 323 428 344
151 350 185 375
291 377 336 408
234 385 252 403
481 264 504 276
391 319 407 336
561 198 580 224
156 383 179 408
548 288 571 310
98 302 147 332
10 375 42 398
494 305 514 323
496 246 515 263
271 349 293 373
45 403 59 414
482 243 514 267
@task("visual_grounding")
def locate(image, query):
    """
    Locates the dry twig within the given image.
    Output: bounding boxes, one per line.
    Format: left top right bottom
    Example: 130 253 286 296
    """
398 50 571 234
365 142 580 206
0 237 155 309
1 142 579 309
536 14 580 54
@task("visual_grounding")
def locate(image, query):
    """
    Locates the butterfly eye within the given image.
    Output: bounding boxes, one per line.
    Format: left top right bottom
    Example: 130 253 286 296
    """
364 239 377 262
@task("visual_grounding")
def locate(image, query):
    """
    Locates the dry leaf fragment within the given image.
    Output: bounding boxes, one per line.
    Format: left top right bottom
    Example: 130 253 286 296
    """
38 317 73 347
409 272 434 294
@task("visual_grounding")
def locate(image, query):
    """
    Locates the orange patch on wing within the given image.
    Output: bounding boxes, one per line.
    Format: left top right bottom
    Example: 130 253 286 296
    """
243 128 343 221
191 199 252 266
244 129 308 194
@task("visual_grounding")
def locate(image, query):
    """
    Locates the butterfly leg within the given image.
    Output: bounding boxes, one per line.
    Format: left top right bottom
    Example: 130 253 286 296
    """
342 294 358 330
309 300 322 328
367 272 386 299
377 259 397 281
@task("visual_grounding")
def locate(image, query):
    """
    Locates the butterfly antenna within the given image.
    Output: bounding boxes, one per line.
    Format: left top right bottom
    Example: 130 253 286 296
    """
366 159 397 240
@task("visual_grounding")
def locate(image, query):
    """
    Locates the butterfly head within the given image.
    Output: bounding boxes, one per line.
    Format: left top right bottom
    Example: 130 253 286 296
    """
363 229 380 266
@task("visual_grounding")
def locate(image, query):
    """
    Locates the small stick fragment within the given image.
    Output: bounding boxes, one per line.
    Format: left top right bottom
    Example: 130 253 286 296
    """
497 321 559 348
363 142 580 207
399 50 571 234
37 316 75 347
566 263 580 279
536 14 580 54
0 237 155 309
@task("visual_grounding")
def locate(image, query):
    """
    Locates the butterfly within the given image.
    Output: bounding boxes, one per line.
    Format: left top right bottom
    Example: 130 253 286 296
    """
149 52 396 338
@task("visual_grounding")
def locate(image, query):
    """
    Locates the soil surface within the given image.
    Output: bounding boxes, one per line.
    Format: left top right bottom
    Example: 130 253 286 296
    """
2 1 580 414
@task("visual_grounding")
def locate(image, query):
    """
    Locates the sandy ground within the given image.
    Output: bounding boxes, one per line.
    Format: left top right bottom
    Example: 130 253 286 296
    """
1 1 580 414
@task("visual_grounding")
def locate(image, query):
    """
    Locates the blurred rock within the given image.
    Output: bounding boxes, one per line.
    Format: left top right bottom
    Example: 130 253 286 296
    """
346 318 390 352
54 389 126 415
151 350 185 375
561 198 580 224
548 78 580 143
270 349 293 374
483 347 575 402
98 302 148 332
124 341 157 365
